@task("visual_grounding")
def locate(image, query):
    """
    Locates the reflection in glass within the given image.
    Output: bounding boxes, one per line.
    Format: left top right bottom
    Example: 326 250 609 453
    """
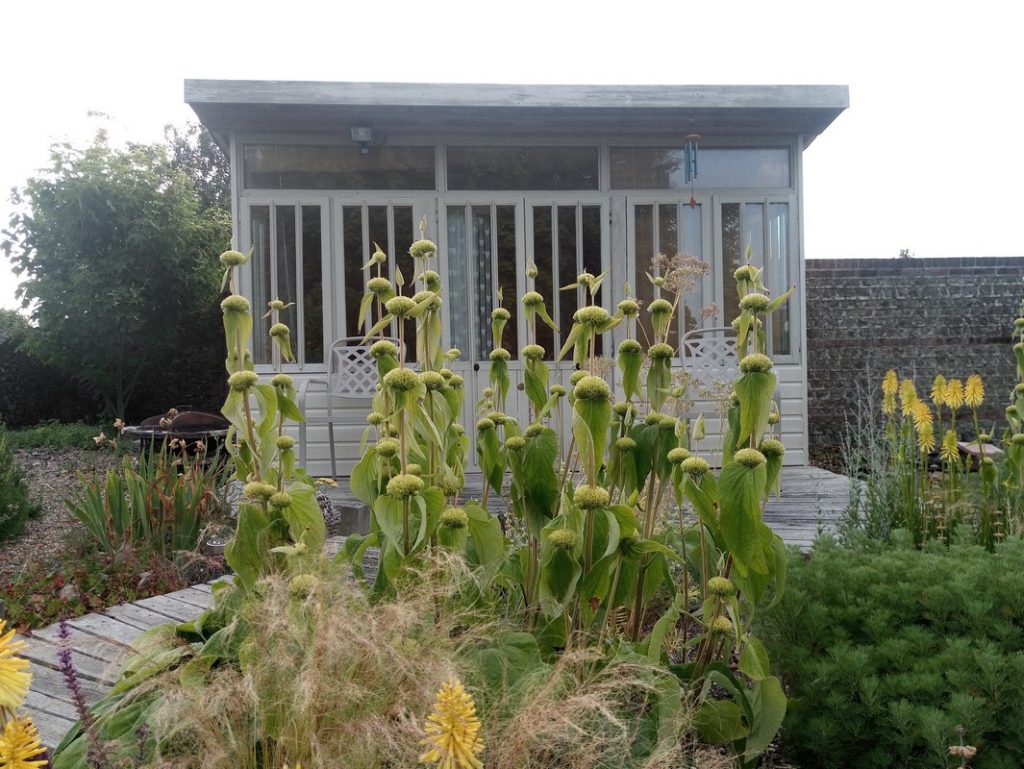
557 206 579 358
721 203 742 327
275 206 298 360
633 205 655 345
251 206 272 364
581 206 603 355
446 206 470 356
768 204 790 355
448 146 599 191
496 206 518 356
611 148 790 190
301 206 323 364
244 145 435 190
531 206 555 357
342 207 364 337
472 207 494 360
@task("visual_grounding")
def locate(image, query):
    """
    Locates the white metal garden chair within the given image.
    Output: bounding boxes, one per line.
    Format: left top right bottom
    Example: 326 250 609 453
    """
681 326 740 393
298 336 398 478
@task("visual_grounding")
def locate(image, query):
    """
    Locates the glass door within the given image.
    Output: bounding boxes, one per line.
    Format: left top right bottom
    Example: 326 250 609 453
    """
443 197 609 462
626 197 711 352
240 197 330 370
333 197 434 360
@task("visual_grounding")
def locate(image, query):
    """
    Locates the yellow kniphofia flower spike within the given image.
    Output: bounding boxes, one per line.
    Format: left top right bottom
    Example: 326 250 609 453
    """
917 422 936 453
882 370 899 397
944 379 965 411
420 678 485 769
0 620 31 710
911 400 933 428
964 375 984 408
940 429 959 462
0 716 48 769
930 375 947 407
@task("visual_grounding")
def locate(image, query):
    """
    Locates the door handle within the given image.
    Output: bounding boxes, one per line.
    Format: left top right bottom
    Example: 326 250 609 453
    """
474 363 480 372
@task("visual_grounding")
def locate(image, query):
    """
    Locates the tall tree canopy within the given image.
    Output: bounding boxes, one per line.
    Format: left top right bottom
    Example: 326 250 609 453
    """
2 129 230 418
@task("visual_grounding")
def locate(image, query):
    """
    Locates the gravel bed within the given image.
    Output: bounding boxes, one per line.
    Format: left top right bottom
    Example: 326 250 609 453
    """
1 448 120 578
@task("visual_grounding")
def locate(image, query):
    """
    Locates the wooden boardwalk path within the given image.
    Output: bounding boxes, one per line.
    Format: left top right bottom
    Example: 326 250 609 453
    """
20 466 850 748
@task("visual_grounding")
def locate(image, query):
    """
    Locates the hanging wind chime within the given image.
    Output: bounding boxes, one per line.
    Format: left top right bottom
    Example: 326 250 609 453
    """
683 133 700 208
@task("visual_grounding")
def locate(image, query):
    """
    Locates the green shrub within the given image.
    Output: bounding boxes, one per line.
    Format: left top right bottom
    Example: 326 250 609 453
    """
758 539 1024 769
0 428 40 541
0 311 99 427
4 421 105 450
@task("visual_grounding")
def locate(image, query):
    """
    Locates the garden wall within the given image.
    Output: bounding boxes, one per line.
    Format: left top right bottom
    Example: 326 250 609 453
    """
806 256 1024 461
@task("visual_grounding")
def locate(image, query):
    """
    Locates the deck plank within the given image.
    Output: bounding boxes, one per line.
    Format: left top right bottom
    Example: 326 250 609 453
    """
131 594 203 623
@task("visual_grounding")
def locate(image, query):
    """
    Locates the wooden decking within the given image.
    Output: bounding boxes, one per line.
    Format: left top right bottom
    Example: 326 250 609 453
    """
19 466 851 749
17 584 217 749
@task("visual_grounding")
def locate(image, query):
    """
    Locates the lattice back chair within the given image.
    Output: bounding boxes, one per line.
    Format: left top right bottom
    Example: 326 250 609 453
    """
298 336 398 478
681 326 740 397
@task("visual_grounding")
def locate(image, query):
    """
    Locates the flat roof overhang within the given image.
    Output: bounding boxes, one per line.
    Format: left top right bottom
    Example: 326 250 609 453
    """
185 80 848 148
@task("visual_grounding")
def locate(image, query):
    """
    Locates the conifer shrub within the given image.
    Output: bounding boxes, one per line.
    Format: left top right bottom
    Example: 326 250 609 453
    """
0 427 40 541
758 538 1024 769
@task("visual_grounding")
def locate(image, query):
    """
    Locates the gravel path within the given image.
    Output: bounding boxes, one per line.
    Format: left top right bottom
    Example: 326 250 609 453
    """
1 448 119 578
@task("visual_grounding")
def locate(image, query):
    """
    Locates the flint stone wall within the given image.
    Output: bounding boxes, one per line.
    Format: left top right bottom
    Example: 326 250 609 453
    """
806 256 1024 460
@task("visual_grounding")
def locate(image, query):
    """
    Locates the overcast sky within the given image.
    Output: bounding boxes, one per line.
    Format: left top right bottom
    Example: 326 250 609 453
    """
2 0 1021 311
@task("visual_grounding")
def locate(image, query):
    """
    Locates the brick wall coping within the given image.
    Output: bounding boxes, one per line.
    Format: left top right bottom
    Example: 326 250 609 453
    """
807 256 1024 271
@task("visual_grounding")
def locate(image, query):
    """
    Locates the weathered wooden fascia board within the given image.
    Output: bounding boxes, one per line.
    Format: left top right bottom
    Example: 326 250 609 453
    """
185 80 849 111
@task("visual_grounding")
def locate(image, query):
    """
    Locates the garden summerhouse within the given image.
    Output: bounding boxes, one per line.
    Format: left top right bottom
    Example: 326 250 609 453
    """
186 80 848 475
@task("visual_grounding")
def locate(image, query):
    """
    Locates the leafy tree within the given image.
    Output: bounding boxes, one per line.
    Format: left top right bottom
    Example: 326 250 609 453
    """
164 122 231 212
2 131 230 418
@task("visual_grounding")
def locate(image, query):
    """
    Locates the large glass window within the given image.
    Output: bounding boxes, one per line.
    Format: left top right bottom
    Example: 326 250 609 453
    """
447 146 599 191
249 203 325 366
721 201 791 356
632 201 705 352
244 144 435 190
611 148 790 190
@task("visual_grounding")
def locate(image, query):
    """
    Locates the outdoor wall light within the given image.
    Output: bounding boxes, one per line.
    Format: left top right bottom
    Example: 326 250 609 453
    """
351 126 376 154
